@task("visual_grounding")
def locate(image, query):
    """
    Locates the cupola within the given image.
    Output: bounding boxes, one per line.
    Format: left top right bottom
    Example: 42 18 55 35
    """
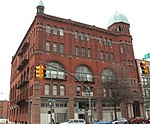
108 12 130 34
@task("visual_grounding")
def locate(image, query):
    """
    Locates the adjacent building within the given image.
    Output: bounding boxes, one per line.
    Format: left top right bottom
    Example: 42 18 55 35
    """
9 1 144 124
136 59 150 118
0 100 9 119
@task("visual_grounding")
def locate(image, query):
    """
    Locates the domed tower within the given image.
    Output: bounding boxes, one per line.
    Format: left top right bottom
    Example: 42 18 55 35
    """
36 1 45 14
108 11 130 35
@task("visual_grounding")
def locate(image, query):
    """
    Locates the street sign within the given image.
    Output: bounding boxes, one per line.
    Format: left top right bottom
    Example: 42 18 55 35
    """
144 53 150 59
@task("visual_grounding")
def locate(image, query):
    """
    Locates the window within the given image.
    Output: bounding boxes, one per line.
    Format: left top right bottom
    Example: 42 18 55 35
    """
46 25 50 33
53 85 58 95
60 85 65 96
86 33 90 41
46 62 65 80
87 48 91 58
75 65 93 82
109 39 113 46
103 88 107 97
99 36 103 45
81 32 84 40
53 43 57 52
104 37 108 45
60 44 64 54
120 41 124 53
53 26 58 35
100 51 104 60
77 86 81 96
110 53 114 62
60 28 64 36
109 89 112 97
75 31 79 39
105 52 109 61
75 46 79 56
81 48 85 57
101 68 116 84
46 41 50 51
45 84 50 95
126 44 129 53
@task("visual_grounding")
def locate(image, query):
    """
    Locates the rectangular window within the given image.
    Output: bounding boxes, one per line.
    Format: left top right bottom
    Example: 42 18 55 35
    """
100 51 104 60
110 53 114 62
120 42 124 53
60 85 65 96
87 48 91 58
53 85 58 95
105 52 109 61
53 43 57 52
60 44 64 54
77 86 81 96
75 46 79 56
46 41 50 51
81 48 85 56
103 88 107 97
99 36 103 45
45 84 50 95
81 32 84 40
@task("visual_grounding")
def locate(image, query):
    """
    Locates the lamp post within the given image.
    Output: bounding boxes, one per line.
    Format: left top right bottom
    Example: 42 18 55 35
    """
45 63 92 124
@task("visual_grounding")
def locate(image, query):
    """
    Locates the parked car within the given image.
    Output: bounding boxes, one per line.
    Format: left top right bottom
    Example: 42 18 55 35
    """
93 119 111 124
112 118 128 124
129 117 147 124
145 118 150 123
60 119 86 124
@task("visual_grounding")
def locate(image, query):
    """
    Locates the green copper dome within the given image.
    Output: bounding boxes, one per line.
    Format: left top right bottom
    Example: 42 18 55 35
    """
38 1 44 7
108 12 129 27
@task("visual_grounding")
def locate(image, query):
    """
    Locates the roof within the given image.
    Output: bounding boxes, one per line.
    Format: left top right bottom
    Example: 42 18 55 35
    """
38 1 44 7
108 11 129 27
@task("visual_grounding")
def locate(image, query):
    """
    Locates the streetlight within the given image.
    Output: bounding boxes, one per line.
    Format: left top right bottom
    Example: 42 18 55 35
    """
44 63 92 124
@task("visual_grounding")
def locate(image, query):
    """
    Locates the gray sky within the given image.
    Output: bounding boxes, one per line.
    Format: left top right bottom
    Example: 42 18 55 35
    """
0 0 150 100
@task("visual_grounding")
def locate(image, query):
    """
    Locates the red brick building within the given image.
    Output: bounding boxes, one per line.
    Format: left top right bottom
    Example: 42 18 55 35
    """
9 1 144 124
0 100 9 119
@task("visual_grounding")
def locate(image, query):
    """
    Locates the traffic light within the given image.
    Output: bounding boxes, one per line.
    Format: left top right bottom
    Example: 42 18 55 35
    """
40 64 47 78
35 65 41 78
35 64 47 79
140 61 149 74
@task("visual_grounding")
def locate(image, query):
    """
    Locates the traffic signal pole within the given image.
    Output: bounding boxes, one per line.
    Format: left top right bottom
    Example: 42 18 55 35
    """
45 63 92 124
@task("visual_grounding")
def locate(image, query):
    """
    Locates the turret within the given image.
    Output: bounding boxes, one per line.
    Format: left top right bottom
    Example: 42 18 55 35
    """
36 1 44 14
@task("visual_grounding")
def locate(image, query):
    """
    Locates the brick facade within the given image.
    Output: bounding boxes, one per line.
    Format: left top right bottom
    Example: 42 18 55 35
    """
9 1 144 124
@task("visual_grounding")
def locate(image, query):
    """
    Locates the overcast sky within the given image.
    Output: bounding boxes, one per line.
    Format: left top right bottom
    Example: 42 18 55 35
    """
0 0 150 100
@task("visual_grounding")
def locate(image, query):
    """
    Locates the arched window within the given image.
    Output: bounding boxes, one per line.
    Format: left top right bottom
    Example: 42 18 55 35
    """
46 62 65 79
46 25 50 33
75 65 93 82
75 31 79 39
60 27 64 36
86 33 90 41
81 32 85 40
101 68 116 84
53 26 58 35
